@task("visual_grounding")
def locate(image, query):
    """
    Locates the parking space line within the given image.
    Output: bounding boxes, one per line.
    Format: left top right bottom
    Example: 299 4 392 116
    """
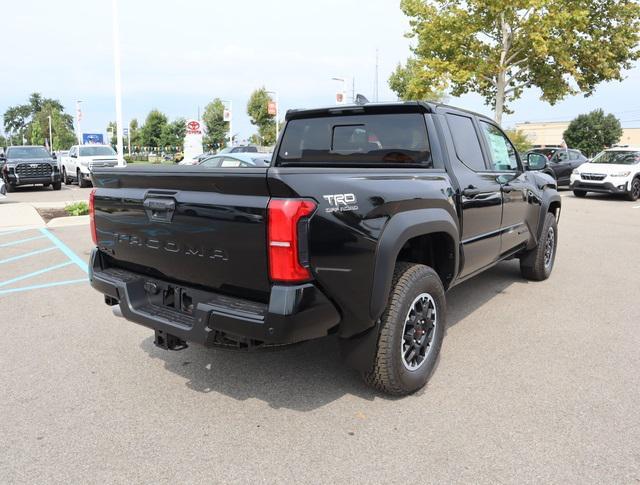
0 278 87 296
0 262 73 288
633 205 640 209
0 247 57 265
0 235 46 248
39 228 88 274
0 228 33 237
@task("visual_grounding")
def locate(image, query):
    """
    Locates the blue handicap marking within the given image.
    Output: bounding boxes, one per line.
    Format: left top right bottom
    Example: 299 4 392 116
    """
0 228 89 296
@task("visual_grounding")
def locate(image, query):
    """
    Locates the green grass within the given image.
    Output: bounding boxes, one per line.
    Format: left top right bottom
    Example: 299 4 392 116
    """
65 201 89 216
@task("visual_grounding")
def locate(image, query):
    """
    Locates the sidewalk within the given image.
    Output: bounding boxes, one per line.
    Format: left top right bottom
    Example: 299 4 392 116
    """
0 203 45 230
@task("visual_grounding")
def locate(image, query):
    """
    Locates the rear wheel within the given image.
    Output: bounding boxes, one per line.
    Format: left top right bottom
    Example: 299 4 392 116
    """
363 263 446 396
626 178 640 201
573 189 587 198
520 212 557 281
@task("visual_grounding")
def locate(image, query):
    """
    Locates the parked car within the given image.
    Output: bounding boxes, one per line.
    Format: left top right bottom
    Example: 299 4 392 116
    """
88 101 560 396
0 145 61 191
198 153 272 168
570 146 640 200
524 148 588 186
60 144 118 187
217 145 259 155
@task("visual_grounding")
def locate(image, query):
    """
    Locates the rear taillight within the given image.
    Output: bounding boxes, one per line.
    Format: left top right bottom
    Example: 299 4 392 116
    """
267 198 316 282
89 189 97 245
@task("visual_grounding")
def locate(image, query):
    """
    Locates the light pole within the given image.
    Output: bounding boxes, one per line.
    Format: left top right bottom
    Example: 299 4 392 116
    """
47 115 53 151
265 90 279 142
112 0 125 166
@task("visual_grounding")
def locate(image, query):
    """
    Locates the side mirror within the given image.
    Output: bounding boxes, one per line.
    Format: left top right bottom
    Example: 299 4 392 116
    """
527 152 548 171
71 153 77 158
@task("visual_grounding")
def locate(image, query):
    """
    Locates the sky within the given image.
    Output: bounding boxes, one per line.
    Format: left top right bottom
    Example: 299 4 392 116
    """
1 0 639 142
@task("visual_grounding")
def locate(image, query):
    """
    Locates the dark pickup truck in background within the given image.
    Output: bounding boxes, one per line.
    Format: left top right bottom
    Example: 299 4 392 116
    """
89 102 560 395
1 145 62 191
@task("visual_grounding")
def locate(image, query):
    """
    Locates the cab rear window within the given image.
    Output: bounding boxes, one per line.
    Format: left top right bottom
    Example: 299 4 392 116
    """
276 114 431 167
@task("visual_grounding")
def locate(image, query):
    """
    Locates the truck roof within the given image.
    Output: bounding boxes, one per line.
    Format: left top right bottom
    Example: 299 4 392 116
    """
285 100 494 124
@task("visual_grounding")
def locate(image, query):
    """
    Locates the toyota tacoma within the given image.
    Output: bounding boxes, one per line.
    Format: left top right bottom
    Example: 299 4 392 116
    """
89 102 560 395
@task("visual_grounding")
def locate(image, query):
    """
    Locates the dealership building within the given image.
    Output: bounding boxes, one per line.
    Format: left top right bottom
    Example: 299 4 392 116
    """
515 121 640 147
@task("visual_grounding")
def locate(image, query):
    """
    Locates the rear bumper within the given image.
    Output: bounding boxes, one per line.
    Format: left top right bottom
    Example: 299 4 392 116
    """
89 249 340 347
571 180 628 194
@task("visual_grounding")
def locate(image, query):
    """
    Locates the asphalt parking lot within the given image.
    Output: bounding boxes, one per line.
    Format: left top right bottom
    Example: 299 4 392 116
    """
3 184 92 204
1 191 639 484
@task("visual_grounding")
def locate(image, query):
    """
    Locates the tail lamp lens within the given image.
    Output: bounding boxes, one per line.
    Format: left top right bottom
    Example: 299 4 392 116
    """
267 199 316 282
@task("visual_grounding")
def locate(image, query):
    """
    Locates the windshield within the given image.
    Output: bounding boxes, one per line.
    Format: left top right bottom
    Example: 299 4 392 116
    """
277 113 431 167
591 150 640 165
6 147 51 159
79 146 116 157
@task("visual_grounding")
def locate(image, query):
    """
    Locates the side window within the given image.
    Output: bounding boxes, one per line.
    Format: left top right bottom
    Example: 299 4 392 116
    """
445 114 486 171
219 157 242 168
569 150 580 161
556 151 568 162
200 156 222 167
479 121 518 171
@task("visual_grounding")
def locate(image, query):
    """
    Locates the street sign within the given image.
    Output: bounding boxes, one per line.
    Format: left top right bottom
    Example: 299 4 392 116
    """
268 101 277 116
123 128 129 137
336 92 345 104
223 109 232 122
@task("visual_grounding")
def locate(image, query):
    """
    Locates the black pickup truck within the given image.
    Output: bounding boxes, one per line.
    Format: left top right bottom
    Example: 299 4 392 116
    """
89 102 560 395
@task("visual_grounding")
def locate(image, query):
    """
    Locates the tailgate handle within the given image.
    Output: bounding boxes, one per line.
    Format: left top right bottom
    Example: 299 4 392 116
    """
143 197 176 223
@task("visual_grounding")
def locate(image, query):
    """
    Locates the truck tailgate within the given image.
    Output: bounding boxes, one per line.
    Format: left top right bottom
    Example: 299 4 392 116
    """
92 167 271 298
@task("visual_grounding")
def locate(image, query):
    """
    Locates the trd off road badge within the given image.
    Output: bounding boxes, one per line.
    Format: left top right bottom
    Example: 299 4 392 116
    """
322 193 358 213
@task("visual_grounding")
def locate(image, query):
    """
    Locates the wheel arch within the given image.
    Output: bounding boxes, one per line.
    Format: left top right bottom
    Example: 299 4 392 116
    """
369 208 459 322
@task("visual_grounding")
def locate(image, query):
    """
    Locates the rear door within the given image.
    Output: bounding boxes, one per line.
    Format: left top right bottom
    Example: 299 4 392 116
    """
477 120 530 255
443 112 503 277
92 167 272 298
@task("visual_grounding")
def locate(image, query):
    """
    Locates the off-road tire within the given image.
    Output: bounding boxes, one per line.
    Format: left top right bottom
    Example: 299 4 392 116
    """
520 212 557 281
573 190 587 198
626 178 640 202
363 263 446 396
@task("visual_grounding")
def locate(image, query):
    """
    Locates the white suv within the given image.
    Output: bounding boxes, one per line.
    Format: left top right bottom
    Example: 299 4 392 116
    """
61 145 119 188
570 146 640 201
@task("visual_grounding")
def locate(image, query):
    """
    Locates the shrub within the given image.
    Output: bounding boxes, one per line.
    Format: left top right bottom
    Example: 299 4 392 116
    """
65 201 89 216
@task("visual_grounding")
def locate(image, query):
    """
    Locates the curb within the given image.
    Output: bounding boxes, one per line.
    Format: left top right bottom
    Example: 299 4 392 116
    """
47 215 90 228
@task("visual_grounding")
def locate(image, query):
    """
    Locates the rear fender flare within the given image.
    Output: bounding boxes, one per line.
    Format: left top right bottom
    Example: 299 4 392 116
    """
369 208 459 321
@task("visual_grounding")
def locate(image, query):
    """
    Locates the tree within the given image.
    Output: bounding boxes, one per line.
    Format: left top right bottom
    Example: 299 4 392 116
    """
106 121 117 146
392 0 640 124
159 118 186 149
563 109 622 157
30 117 44 145
140 109 168 148
202 99 229 150
389 58 445 102
247 88 276 146
504 129 531 153
129 119 141 148
4 93 75 149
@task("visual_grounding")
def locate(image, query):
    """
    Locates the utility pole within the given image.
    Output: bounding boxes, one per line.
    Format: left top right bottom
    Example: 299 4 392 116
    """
112 0 125 166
